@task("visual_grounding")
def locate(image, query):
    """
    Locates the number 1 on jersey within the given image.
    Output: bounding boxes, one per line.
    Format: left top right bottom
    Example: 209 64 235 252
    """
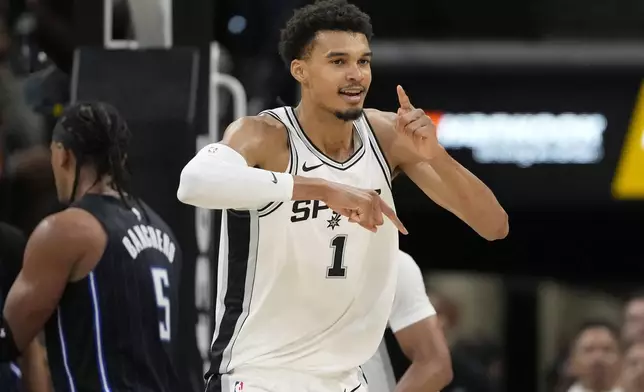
151 267 171 341
327 235 348 278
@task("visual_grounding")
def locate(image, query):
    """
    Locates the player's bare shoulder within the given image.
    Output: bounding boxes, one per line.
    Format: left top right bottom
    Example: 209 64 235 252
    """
25 208 106 270
221 114 290 171
47 209 105 249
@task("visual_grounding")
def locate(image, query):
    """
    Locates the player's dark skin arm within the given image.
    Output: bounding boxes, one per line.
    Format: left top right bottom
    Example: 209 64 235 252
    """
366 107 508 241
19 339 53 392
3 208 106 351
0 223 52 388
394 316 453 392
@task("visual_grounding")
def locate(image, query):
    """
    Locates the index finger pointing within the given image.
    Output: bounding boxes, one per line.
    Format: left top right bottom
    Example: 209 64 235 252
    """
379 198 408 235
397 85 414 111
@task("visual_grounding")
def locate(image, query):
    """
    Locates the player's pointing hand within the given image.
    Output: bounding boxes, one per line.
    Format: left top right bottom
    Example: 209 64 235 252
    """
395 85 441 160
324 183 407 235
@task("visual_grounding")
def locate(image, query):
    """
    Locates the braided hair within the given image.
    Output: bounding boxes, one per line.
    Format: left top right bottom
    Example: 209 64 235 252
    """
51 102 134 208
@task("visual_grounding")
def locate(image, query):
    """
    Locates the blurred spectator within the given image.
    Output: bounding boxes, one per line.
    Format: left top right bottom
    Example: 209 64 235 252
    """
0 65 45 148
0 15 45 150
622 342 644 392
567 321 622 392
0 6 58 234
429 290 495 392
452 339 504 391
623 294 644 346
26 0 131 74
24 0 75 73
428 289 460 338
546 345 577 392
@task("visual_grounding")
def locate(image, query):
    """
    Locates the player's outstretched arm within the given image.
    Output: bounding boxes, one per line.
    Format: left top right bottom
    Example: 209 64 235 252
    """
366 87 508 241
0 209 101 361
177 116 407 233
389 252 452 392
177 115 299 210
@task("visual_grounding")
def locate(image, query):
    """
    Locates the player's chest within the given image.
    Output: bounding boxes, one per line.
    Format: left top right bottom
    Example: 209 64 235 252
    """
282 203 372 283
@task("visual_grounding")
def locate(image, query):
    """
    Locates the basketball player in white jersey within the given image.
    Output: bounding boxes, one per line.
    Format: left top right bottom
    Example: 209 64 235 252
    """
177 1 508 391
362 250 452 392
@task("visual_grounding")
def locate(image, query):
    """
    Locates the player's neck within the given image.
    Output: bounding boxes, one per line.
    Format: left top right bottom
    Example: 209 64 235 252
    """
73 168 120 199
294 103 355 159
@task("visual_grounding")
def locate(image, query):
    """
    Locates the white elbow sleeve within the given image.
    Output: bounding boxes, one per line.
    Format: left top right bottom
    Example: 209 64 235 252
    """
177 143 294 210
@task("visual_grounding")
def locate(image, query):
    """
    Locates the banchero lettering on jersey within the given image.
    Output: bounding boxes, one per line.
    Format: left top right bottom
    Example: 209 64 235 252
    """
44 194 183 392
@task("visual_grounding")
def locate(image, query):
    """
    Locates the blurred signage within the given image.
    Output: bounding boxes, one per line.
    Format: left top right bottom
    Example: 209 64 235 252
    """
428 111 607 167
367 68 644 208
612 82 644 200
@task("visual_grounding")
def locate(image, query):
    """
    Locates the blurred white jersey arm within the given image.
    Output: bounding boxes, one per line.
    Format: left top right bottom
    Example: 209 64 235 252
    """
391 251 453 392
361 251 452 392
389 251 436 333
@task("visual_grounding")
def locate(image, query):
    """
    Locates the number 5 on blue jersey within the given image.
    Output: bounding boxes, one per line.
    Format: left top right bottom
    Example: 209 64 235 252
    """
150 267 171 342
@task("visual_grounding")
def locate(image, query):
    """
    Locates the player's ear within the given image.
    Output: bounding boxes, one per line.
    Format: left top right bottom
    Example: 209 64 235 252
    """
63 148 76 170
290 59 307 85
50 141 70 169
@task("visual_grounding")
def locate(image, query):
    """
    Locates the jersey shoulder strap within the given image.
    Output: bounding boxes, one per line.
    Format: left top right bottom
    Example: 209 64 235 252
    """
358 112 392 188
258 107 299 177
259 107 297 136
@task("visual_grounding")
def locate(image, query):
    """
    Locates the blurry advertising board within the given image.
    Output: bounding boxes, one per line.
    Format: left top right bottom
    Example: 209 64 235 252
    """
367 68 644 209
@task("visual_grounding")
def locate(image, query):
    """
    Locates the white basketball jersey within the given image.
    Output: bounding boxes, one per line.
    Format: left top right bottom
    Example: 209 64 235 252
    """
362 251 437 392
209 106 399 378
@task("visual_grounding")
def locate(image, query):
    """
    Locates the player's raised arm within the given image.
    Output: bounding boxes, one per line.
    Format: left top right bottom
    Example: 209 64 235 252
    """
177 115 407 234
367 86 508 241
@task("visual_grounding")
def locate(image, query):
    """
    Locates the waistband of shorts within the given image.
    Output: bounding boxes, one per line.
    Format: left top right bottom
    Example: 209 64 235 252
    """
229 365 360 383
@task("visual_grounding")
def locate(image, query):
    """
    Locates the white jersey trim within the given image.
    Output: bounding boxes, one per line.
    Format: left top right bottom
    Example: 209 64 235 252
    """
361 114 392 189
285 107 367 171
254 109 300 218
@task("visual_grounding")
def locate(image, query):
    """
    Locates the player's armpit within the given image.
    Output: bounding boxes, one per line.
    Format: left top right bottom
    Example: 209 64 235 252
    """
394 316 453 392
3 210 94 351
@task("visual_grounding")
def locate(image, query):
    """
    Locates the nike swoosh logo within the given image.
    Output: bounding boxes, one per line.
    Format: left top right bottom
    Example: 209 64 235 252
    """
302 162 323 172
271 172 278 183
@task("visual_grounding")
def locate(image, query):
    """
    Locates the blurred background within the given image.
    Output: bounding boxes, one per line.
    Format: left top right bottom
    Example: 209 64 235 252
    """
2 0 644 391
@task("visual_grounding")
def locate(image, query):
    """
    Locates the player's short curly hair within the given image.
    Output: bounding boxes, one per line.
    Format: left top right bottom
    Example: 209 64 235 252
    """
278 0 373 67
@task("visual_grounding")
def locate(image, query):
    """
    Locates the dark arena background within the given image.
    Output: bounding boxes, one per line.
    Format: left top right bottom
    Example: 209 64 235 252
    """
2 0 644 391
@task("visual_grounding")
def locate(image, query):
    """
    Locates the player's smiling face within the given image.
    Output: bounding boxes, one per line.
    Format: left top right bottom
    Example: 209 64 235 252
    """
292 30 372 121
